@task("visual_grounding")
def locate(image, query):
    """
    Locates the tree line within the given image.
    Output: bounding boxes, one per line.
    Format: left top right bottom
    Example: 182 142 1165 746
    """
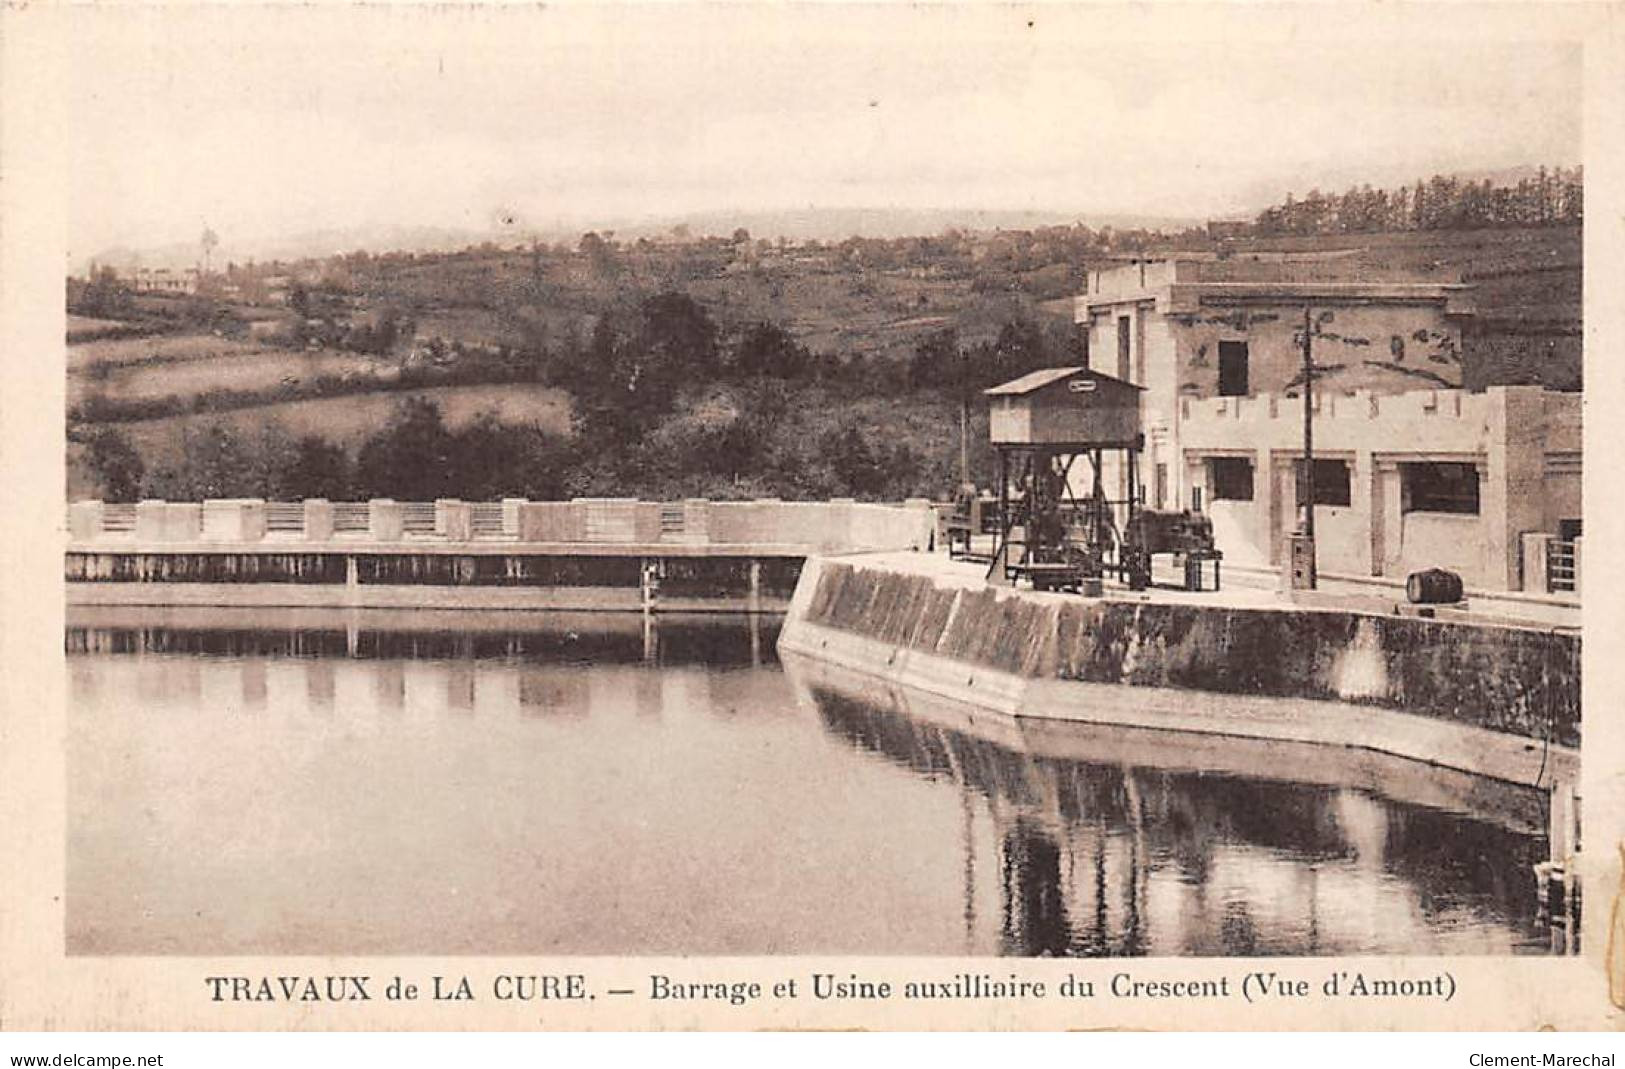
1253 166 1582 237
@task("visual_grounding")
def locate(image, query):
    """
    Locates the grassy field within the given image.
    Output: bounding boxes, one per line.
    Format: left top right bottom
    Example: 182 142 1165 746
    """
68 332 283 371
69 345 395 405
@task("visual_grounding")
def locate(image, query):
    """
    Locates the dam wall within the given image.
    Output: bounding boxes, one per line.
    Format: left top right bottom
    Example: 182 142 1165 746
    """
779 558 1580 781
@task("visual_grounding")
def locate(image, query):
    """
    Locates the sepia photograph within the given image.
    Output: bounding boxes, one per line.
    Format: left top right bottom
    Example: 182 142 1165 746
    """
5 0 1623 1039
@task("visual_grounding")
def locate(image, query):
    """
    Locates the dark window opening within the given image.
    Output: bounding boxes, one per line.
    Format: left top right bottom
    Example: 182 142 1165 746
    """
1294 458 1351 508
1558 518 1582 541
1208 457 1254 502
1402 462 1479 515
1218 340 1249 397
1116 315 1132 382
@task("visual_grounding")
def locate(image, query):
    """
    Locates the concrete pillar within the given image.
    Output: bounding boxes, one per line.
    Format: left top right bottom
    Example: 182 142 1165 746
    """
1376 463 1403 578
1258 453 1281 566
1573 535 1583 596
369 499 404 542
684 499 710 544
634 501 662 544
304 499 335 542
236 500 267 543
437 499 473 542
135 500 170 541
748 558 762 613
501 498 528 540
1353 450 1378 577
1521 532 1552 593
1485 386 1547 591
68 501 103 542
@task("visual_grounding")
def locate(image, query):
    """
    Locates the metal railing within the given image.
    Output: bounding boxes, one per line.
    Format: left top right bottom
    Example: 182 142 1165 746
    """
1548 540 1577 593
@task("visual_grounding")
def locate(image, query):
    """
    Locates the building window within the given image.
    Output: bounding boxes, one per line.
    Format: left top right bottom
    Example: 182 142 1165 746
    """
1218 340 1249 397
1402 461 1480 515
1117 315 1132 381
1208 457 1254 501
1155 463 1169 510
1294 458 1352 507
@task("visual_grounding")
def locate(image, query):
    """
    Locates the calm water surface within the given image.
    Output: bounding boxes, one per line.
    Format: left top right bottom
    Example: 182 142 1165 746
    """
66 607 1557 956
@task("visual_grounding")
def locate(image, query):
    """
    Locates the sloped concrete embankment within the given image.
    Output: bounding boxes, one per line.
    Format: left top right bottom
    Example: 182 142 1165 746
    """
778 558 1579 783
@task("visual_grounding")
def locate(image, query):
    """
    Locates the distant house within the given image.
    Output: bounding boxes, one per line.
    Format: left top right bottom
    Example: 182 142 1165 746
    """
129 266 200 296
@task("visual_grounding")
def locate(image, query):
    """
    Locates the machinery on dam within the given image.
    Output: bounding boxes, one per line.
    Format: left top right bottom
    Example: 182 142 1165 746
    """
981 366 1220 594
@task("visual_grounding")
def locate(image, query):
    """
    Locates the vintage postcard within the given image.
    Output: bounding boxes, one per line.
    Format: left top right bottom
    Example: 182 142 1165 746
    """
3 0 1624 1034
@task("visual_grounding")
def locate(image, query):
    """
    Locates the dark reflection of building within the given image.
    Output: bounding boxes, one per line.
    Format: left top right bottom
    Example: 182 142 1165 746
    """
808 685 1548 958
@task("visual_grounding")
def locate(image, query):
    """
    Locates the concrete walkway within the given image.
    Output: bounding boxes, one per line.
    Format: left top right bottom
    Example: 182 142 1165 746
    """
849 545 1580 631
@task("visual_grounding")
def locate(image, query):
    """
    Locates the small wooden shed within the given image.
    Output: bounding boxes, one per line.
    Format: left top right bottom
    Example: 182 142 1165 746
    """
985 366 1143 447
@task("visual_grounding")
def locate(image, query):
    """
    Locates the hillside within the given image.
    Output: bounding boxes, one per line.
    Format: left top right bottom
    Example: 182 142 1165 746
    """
66 223 1582 503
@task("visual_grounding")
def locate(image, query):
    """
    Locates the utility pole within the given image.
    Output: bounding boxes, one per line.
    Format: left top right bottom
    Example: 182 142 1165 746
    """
958 349 971 492
1301 306 1315 542
1291 306 1319 590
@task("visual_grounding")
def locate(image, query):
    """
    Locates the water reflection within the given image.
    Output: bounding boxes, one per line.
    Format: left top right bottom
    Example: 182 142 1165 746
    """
65 607 1557 957
796 660 1554 957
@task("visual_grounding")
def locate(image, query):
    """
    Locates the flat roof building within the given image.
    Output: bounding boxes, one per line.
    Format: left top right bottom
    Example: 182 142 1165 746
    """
1063 256 1579 594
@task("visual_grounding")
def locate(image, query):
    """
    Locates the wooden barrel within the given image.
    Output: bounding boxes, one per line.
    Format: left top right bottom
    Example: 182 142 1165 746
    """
1406 568 1464 604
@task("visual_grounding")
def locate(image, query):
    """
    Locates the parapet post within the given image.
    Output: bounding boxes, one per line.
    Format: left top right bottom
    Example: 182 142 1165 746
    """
135 499 168 541
237 499 267 543
68 500 104 542
369 499 404 542
437 498 473 542
501 498 528 540
304 499 335 542
1520 532 1552 593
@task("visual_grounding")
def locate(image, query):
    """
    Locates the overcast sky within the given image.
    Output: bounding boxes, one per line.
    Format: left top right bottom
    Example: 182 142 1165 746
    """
64 4 1583 260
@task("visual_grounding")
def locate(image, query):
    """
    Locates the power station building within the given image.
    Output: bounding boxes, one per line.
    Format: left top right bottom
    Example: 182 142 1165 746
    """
1070 256 1581 593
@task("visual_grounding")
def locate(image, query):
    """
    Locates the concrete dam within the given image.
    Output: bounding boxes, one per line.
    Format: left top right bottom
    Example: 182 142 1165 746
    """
777 555 1579 789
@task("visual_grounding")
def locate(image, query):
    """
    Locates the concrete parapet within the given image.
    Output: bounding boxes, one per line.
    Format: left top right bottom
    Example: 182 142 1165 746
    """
68 501 103 541
683 498 711 542
1521 532 1551 593
633 502 663 544
822 498 856 551
304 499 334 542
516 501 581 542
135 500 168 541
500 498 528 539
438 499 473 542
706 502 751 544
238 500 268 542
369 499 404 542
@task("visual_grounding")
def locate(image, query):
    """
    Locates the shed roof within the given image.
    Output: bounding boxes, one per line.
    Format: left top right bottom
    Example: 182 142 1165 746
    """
984 366 1143 396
